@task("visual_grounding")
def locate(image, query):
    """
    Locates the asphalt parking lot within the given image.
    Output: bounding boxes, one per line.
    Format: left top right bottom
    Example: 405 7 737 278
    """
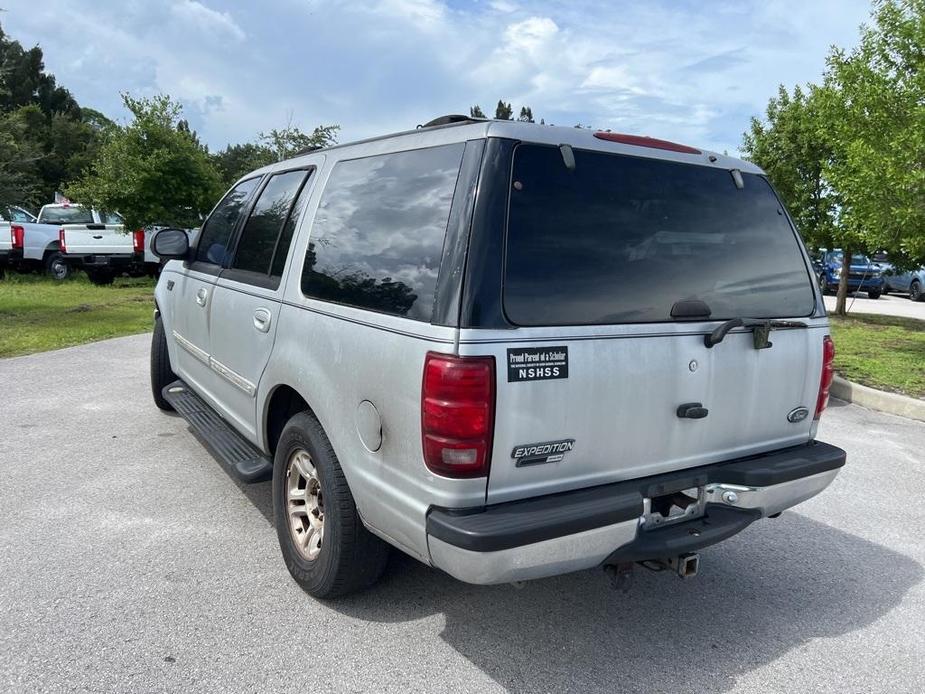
1 334 923 693
824 292 925 319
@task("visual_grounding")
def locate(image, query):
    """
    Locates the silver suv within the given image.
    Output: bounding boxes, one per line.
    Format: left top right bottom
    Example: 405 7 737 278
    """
150 117 846 597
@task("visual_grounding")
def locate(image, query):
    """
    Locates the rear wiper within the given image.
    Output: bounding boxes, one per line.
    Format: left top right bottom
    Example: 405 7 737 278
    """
704 317 808 349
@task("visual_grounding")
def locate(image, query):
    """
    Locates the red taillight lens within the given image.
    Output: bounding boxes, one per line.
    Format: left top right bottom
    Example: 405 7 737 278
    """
421 352 495 478
133 229 145 254
815 335 836 419
58 228 67 254
11 224 24 249
593 131 702 154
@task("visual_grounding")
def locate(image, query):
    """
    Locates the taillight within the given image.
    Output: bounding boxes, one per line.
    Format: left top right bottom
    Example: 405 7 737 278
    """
593 131 702 154
133 229 145 254
11 224 24 249
815 335 836 419
421 352 495 478
58 228 67 254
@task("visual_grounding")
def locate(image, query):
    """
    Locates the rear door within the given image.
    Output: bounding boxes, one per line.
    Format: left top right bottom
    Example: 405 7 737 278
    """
208 166 317 438
472 144 824 504
170 177 261 404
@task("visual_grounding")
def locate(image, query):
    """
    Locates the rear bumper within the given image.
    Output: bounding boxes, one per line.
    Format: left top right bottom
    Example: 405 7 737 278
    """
64 252 143 269
0 249 8 265
426 440 845 585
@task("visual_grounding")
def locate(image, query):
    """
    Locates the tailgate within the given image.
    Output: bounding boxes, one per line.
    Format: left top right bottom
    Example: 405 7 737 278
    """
473 141 824 505
467 322 826 504
0 222 10 252
62 225 130 255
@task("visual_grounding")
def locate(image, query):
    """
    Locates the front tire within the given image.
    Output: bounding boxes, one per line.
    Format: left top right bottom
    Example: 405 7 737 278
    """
911 280 923 302
150 315 176 411
818 274 830 295
44 252 71 281
867 289 881 300
273 411 389 598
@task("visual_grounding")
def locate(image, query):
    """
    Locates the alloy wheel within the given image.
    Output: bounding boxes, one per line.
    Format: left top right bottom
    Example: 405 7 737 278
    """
286 449 325 560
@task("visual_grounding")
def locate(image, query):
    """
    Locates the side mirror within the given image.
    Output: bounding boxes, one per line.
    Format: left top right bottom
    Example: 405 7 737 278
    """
152 228 190 260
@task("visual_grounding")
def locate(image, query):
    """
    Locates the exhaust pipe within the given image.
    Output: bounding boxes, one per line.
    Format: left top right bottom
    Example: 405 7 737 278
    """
667 552 700 579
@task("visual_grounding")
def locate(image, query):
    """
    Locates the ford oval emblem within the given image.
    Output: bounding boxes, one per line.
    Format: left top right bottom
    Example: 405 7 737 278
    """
787 406 810 423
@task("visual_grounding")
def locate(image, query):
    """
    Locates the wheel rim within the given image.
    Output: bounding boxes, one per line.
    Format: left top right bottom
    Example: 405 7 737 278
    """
819 275 827 293
52 260 68 280
913 282 921 301
286 449 324 560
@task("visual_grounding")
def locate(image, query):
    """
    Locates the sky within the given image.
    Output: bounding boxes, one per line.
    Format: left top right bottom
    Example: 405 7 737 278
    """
2 0 873 155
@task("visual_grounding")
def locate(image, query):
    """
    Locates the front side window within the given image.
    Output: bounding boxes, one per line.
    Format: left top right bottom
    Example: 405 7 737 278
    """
195 177 260 265
232 169 311 278
9 208 35 222
300 144 464 321
504 144 816 326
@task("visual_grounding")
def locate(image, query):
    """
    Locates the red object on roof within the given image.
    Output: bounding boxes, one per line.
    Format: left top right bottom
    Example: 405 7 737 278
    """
593 131 701 155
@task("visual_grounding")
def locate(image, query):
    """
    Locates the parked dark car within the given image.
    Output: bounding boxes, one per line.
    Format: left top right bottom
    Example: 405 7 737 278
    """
813 250 884 299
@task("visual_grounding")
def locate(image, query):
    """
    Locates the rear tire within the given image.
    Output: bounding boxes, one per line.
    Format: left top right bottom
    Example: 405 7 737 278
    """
86 270 115 286
911 280 923 302
867 289 881 300
44 251 70 281
150 315 176 411
273 411 389 598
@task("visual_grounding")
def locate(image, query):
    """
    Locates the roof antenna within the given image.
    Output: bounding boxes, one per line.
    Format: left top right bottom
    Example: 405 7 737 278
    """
559 144 576 171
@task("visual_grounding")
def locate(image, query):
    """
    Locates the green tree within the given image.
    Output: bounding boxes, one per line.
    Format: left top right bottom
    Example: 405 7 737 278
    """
0 23 78 117
258 121 339 162
494 100 513 120
821 0 925 285
211 142 276 189
67 94 223 231
0 110 43 208
518 106 534 123
469 105 486 118
741 84 836 250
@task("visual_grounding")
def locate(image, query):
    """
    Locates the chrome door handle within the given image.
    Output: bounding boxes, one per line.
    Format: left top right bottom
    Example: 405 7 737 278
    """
253 308 272 333
195 288 208 307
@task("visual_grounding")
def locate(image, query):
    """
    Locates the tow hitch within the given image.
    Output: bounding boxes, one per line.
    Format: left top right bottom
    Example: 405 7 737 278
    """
604 552 701 591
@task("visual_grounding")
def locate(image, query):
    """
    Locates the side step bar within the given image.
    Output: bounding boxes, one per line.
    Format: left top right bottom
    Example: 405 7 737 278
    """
162 380 273 483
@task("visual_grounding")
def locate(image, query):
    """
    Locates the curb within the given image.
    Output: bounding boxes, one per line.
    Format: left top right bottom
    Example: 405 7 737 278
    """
830 375 925 423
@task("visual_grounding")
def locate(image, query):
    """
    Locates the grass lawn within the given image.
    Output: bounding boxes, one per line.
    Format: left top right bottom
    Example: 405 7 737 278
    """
829 313 925 400
0 273 155 358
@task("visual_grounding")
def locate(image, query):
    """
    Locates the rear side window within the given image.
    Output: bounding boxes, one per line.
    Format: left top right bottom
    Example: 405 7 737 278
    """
232 169 312 279
301 144 464 321
504 145 815 325
196 177 260 265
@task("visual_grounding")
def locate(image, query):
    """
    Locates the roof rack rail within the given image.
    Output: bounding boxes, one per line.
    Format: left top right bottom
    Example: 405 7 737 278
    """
418 114 483 129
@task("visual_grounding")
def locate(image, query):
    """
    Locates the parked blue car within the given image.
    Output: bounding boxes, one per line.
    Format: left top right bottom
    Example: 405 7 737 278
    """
813 250 884 299
872 253 925 301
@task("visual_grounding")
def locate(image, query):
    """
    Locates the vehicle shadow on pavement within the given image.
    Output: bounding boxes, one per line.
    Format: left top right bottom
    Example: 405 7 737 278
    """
327 512 921 693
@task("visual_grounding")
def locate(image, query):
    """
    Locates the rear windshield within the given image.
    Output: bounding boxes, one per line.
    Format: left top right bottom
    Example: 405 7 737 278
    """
39 206 93 225
504 145 815 325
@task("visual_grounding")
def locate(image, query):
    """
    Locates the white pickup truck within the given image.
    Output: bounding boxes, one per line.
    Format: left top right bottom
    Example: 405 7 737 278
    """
1 206 37 278
45 205 153 285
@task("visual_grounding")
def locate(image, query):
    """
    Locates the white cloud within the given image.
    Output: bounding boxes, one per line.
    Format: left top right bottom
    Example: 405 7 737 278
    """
169 1 246 42
0 0 873 156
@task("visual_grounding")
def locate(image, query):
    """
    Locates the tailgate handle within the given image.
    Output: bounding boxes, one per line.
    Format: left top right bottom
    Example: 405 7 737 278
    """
677 403 708 419
92 235 103 239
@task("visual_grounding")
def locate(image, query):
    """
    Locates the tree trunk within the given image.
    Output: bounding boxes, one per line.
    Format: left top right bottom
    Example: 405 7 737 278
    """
834 248 851 315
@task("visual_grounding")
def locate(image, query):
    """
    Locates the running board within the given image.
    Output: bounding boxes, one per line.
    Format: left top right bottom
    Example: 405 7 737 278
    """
162 379 273 483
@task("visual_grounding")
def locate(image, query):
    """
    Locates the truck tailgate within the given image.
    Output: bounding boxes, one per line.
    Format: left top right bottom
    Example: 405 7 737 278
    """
62 225 130 255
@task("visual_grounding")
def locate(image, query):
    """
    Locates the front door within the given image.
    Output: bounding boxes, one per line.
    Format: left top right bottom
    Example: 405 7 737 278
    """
171 176 262 406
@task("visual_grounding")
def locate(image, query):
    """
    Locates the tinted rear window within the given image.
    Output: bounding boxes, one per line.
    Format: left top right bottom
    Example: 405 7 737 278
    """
504 145 815 325
39 206 93 225
301 144 464 321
